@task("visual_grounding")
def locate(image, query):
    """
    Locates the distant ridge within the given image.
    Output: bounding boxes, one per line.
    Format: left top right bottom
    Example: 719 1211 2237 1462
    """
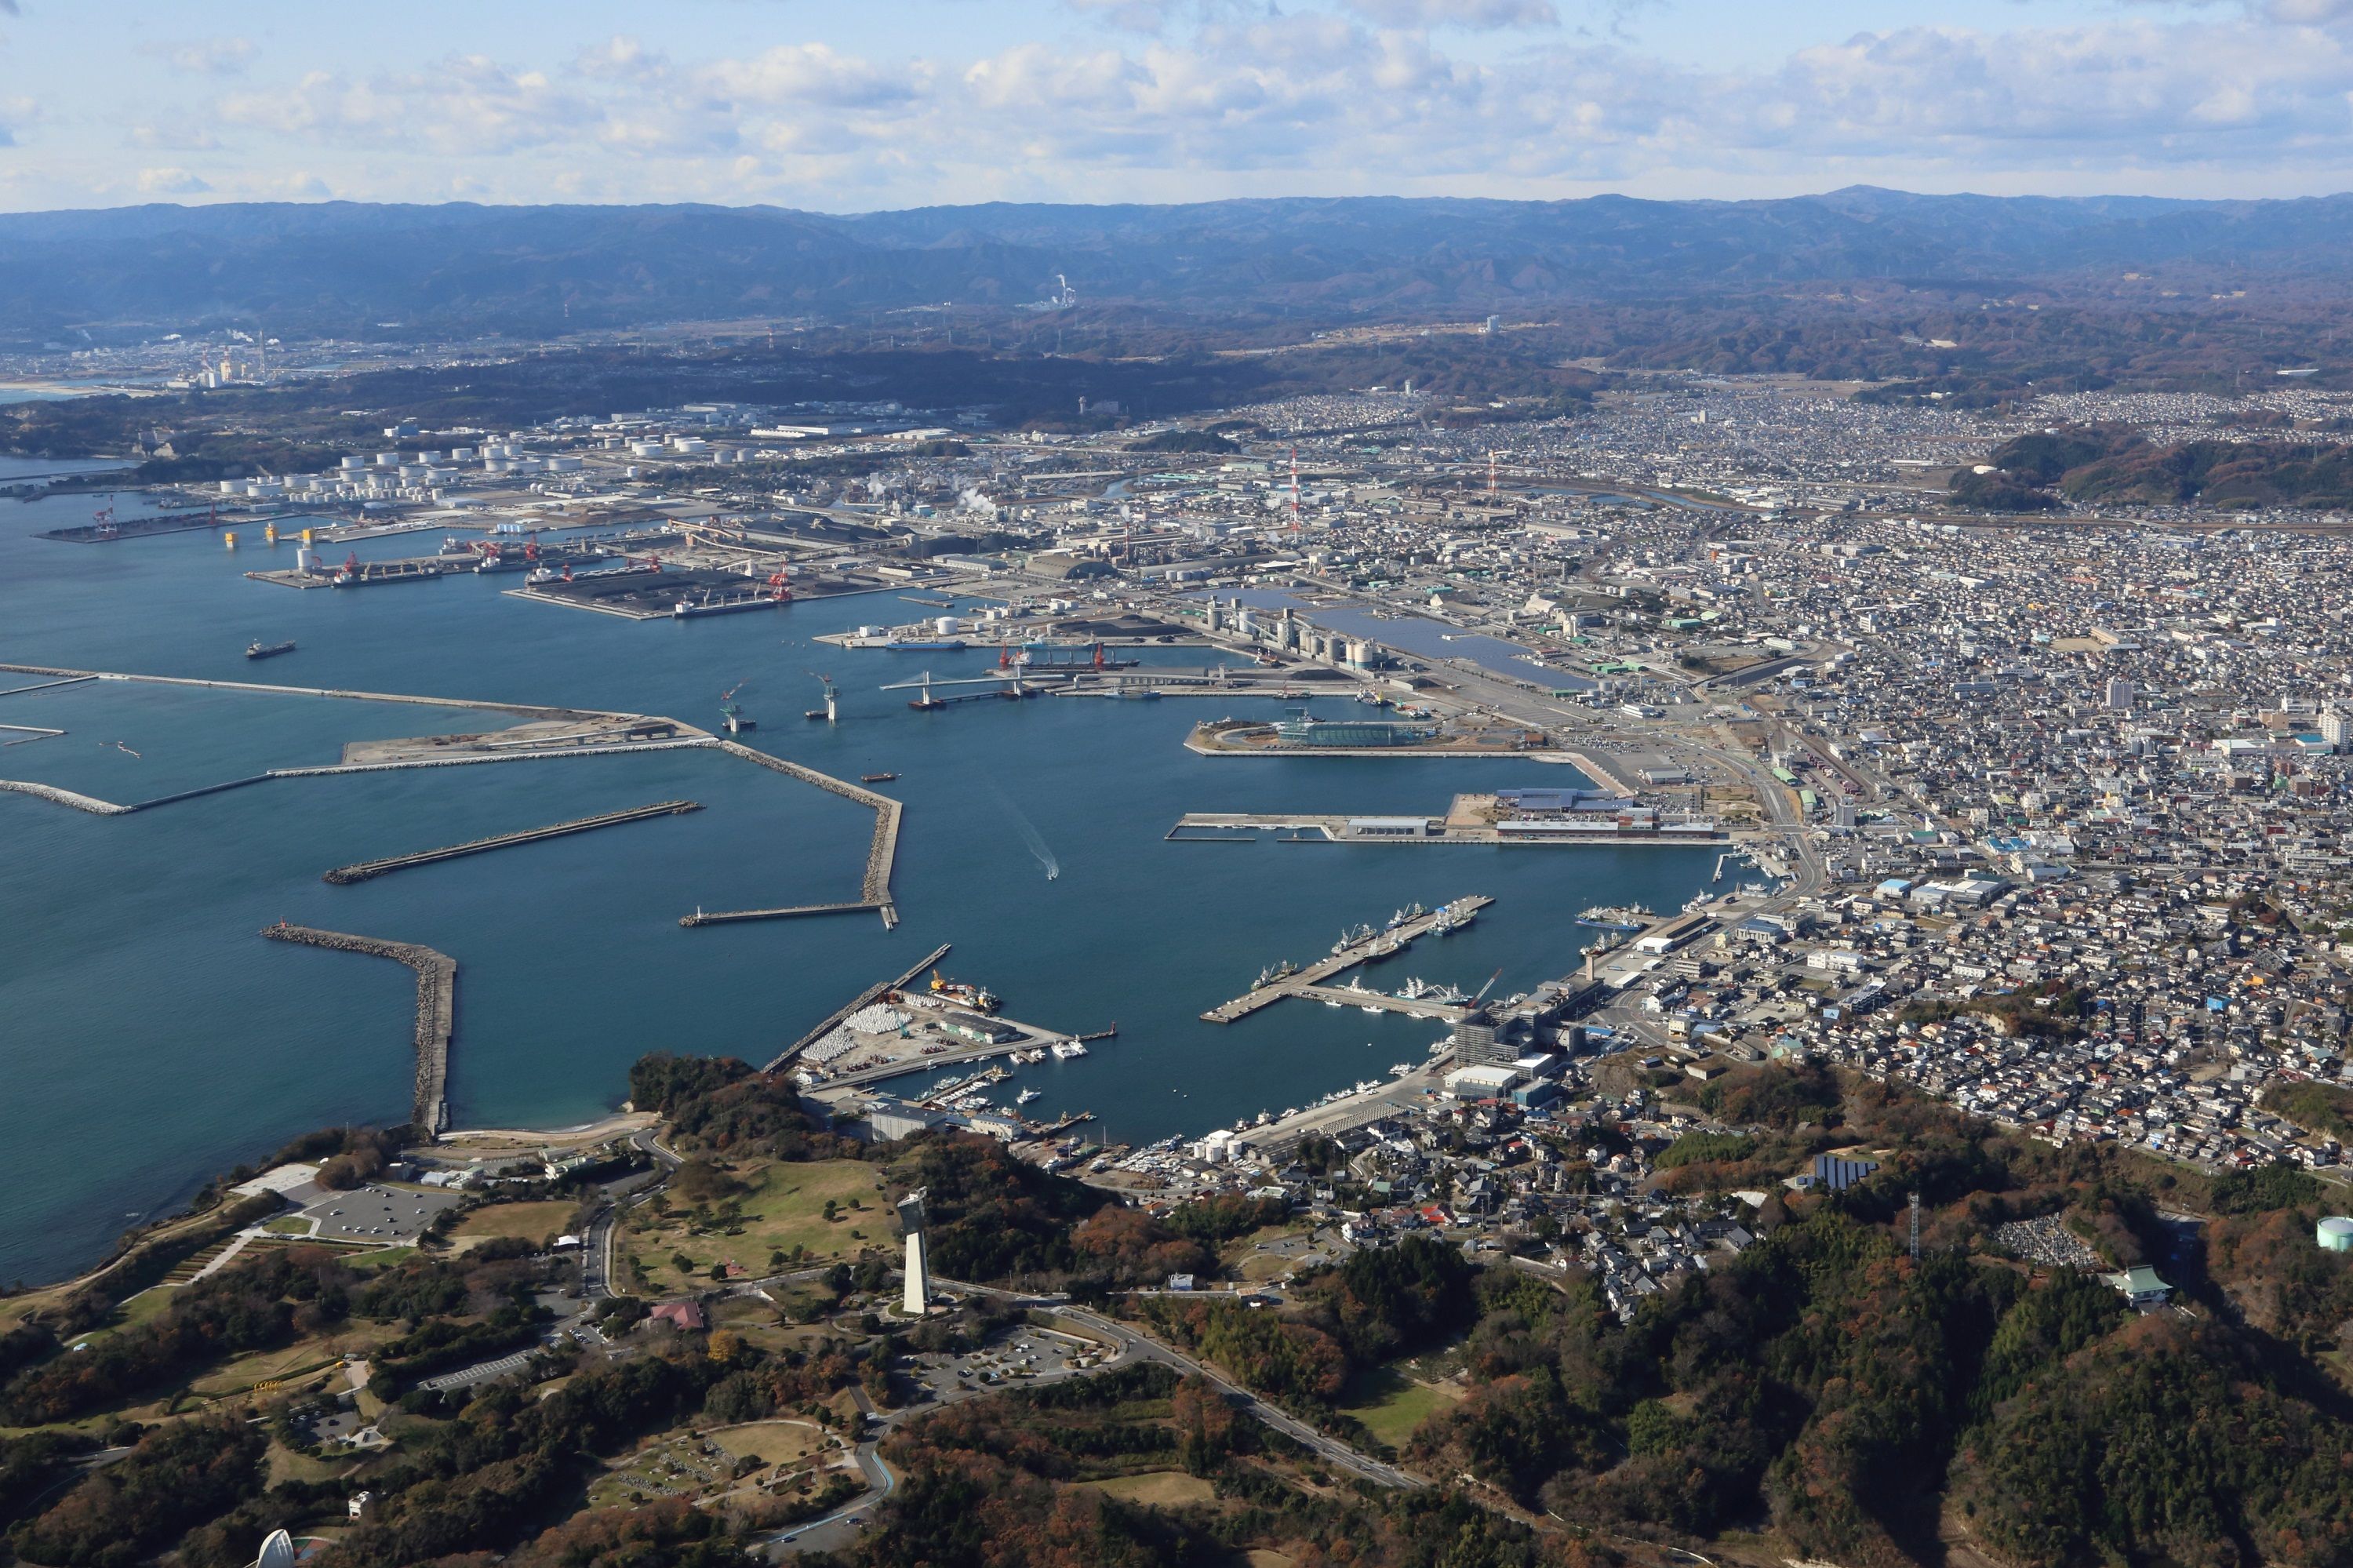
5 189 2352 338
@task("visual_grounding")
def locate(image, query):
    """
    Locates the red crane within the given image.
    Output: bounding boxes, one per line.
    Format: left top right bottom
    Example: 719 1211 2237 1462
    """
767 565 792 602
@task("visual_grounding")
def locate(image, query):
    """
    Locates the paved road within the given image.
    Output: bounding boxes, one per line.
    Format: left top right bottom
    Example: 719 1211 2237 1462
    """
420 1347 540 1393
935 1280 1421 1490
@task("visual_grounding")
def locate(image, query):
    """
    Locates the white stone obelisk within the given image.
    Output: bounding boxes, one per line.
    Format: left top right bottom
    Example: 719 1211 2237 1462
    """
899 1188 930 1315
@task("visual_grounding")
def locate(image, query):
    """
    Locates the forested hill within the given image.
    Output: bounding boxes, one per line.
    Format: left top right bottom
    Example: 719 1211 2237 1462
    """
1955 424 2353 511
12 187 2353 337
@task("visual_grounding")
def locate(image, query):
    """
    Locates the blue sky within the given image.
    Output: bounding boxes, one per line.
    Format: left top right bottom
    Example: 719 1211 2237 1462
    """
1 0 2346 211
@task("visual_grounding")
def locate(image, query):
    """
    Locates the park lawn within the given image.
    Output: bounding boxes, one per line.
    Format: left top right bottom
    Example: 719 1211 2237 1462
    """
449 1199 577 1246
342 1246 418 1271
1337 1366 1461 1449
113 1286 176 1330
1076 1472 1219 1506
187 1322 399 1399
263 1217 315 1235
709 1420 831 1466
266 1440 347 1488
629 1159 889 1294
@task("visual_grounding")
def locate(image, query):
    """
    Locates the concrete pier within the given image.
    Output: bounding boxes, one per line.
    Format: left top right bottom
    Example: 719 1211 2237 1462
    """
679 900 888 926
768 943 953 1072
715 740 904 922
1202 895 1494 1024
1169 811 1728 847
0 660 624 721
1289 983 1471 1023
261 922 456 1135
325 799 701 884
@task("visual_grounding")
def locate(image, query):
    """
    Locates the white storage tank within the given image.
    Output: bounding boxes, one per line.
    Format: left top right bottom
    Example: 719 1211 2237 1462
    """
2321 1217 2353 1253
934 617 958 635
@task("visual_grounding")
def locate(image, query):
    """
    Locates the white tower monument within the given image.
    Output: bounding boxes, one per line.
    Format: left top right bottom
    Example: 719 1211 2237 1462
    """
899 1188 931 1316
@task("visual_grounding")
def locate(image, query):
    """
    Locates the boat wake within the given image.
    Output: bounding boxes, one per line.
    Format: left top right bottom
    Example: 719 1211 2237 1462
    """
992 787 1062 881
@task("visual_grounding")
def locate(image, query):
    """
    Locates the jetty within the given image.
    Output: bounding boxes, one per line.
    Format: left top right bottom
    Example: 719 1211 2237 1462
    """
680 900 888 926
767 943 952 1073
325 799 701 884
1202 896 1493 1024
262 923 456 1135
711 740 904 926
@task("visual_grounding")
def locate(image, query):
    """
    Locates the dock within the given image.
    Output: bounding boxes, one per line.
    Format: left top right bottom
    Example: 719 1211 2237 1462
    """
767 943 953 1073
1202 895 1494 1024
1169 812 1728 847
325 799 701 884
261 922 456 1135
1290 984 1471 1023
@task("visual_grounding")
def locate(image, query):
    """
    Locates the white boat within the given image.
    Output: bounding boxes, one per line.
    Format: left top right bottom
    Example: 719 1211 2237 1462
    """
1050 1040 1088 1059
1390 1062 1414 1077
1016 1088 1042 1104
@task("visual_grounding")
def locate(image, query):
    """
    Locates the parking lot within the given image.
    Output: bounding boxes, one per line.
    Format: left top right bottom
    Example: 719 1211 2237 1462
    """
897 1324 1117 1405
296 1182 463 1242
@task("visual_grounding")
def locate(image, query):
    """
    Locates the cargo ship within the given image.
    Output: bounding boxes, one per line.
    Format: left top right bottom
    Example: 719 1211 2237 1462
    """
928 970 1000 1013
245 639 296 660
860 773 898 783
673 591 785 619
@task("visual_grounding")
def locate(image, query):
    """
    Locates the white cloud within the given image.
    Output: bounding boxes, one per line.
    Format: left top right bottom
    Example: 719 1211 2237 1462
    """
135 166 210 195
43 5 2353 208
1341 0 1559 29
129 122 223 151
144 36 257 76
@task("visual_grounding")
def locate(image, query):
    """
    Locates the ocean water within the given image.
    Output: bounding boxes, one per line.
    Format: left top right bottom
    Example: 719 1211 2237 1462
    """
0 489 1715 1285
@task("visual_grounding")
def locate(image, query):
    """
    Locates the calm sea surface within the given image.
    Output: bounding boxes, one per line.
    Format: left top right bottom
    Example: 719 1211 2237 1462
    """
0 489 1713 1284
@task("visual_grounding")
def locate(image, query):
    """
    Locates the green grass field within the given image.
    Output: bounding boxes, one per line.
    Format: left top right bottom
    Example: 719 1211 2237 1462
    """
627 1159 891 1294
1337 1366 1460 1449
449 1199 577 1245
1076 1472 1219 1505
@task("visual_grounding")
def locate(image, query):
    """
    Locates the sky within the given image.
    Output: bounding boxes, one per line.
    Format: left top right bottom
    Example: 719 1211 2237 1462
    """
1 0 2349 212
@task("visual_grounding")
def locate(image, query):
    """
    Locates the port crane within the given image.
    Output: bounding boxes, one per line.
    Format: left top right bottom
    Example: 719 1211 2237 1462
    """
805 671 838 723
719 678 755 735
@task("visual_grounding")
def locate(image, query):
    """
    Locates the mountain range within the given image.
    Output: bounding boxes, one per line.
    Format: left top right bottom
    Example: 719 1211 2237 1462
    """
8 187 2353 340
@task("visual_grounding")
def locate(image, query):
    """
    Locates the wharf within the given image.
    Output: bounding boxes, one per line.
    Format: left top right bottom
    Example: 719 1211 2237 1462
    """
1290 984 1471 1023
767 943 952 1073
1169 812 1729 846
325 799 701 884
261 922 456 1134
1202 895 1493 1024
